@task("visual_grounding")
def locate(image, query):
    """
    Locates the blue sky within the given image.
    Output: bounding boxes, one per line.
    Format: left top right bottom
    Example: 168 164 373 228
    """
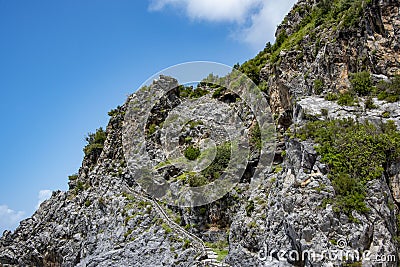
0 0 296 233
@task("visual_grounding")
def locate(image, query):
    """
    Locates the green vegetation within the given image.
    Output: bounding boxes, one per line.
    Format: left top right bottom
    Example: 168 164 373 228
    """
212 87 226 98
323 71 400 107
364 97 376 109
245 200 255 216
108 105 125 117
382 111 391 118
199 207 207 215
83 127 107 156
314 79 324 95
239 44 271 84
273 165 283 173
184 145 201 161
325 71 374 106
350 72 373 96
183 239 191 249
161 223 172 234
201 142 231 181
216 250 229 261
84 199 91 207
205 241 229 262
188 120 204 129
237 0 371 85
76 181 85 191
179 85 209 99
147 123 157 136
73 180 89 195
297 119 400 219
337 91 356 106
68 174 78 181
124 229 133 238
325 93 339 101
247 221 257 228
377 75 400 102
186 172 208 187
249 123 261 150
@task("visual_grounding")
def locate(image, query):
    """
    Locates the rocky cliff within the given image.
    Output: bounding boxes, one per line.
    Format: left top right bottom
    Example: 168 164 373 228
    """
1 0 400 267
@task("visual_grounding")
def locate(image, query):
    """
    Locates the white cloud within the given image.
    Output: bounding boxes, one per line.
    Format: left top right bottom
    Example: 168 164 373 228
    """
150 0 263 23
0 205 25 234
238 1 297 49
36 189 52 209
148 0 297 49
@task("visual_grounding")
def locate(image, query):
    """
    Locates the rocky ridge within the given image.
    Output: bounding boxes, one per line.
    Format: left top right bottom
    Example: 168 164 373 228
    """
1 0 400 267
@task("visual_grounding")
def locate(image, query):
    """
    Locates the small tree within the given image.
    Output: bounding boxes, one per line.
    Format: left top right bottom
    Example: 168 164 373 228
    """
84 127 107 156
184 145 201 161
350 71 373 96
314 79 324 95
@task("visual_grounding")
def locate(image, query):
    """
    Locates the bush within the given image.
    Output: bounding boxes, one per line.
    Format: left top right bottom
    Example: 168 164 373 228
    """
337 92 356 106
161 223 172 234
186 173 208 187
183 239 191 249
75 181 86 192
365 97 376 109
350 72 373 96
184 145 201 161
83 127 107 156
297 119 400 216
325 93 339 101
188 120 203 129
382 111 390 118
201 142 231 181
249 123 261 150
108 106 124 117
68 174 78 181
212 87 225 98
179 85 209 99
271 31 288 52
376 75 400 102
84 200 91 207
147 123 157 136
314 79 324 95
245 201 255 216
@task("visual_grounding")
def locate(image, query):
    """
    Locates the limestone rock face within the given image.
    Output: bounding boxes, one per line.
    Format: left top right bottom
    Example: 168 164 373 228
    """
226 138 398 266
2 1 400 267
262 0 400 124
0 98 202 266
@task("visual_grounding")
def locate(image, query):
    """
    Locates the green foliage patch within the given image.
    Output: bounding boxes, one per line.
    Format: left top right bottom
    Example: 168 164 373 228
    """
314 79 324 95
249 123 261 150
297 119 400 218
184 145 201 161
179 85 209 99
237 0 371 85
205 240 229 261
108 105 125 117
325 93 339 101
337 91 356 106
83 127 107 156
68 174 78 181
377 75 400 103
349 71 373 96
201 142 231 181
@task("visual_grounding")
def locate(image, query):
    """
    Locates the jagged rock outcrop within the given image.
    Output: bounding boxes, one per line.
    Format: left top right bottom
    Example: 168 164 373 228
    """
1 1 400 267
0 93 204 266
263 0 400 126
226 138 398 266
